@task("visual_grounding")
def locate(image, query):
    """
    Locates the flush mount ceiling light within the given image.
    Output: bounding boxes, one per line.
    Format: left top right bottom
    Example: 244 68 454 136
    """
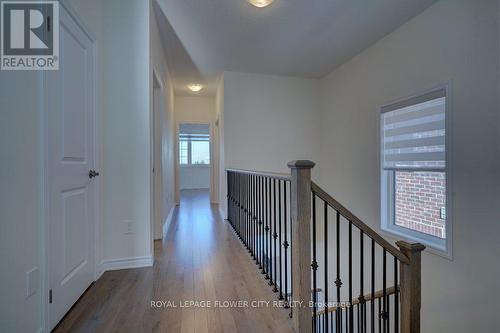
248 0 274 8
187 84 203 92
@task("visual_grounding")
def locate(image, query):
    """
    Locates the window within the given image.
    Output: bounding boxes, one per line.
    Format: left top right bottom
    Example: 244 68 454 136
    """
380 87 450 255
179 127 210 166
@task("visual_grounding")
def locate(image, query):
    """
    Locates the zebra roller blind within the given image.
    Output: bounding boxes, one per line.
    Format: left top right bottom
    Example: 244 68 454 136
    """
381 88 446 171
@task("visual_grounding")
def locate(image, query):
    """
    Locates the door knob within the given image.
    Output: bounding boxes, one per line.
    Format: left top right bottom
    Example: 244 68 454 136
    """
89 170 100 179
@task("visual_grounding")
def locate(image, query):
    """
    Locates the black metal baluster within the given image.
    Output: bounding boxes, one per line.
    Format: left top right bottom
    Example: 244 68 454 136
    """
238 173 240 235
228 172 230 225
265 177 270 279
348 221 353 333
262 176 266 275
394 257 399 333
240 173 243 239
378 297 382 333
259 176 263 271
371 239 375 333
324 200 329 333
272 178 278 290
382 249 387 333
241 174 244 242
359 230 365 333
255 175 258 262
387 271 390 333
289 181 293 319
245 174 248 246
254 175 257 261
335 211 342 333
232 172 235 226
246 174 249 249
243 174 246 246
247 174 250 251
312 194 318 332
227 172 231 225
269 177 273 284
245 174 248 248
283 181 290 308
237 173 240 237
278 180 284 300
250 175 254 258
233 172 235 227
248 175 255 259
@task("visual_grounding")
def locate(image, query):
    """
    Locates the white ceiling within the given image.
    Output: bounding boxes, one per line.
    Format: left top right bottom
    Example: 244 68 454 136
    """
154 0 437 96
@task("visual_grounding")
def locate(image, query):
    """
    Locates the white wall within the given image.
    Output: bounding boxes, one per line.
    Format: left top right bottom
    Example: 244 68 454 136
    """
151 1 176 240
100 0 152 263
179 167 210 189
174 96 217 201
175 95 216 124
0 69 44 333
223 71 322 174
318 0 500 331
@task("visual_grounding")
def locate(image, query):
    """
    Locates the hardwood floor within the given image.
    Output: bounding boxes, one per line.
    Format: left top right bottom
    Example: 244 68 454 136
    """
54 189 294 333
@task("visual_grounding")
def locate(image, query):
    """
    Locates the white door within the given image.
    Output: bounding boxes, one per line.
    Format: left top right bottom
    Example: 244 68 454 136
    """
47 6 96 329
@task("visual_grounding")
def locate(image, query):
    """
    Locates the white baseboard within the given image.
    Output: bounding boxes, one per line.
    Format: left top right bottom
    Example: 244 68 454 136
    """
219 205 226 220
95 263 105 280
100 255 153 272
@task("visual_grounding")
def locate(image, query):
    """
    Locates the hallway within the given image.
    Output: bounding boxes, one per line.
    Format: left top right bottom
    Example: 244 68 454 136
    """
54 190 294 333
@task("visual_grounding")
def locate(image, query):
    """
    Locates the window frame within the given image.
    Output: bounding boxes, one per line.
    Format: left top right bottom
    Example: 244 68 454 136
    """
178 127 211 168
380 83 453 260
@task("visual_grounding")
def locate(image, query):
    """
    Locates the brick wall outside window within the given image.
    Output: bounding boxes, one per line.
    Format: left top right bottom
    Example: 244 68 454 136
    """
395 171 446 238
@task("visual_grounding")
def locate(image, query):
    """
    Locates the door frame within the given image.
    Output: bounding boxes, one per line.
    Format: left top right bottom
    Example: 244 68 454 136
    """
175 121 216 203
40 1 100 331
151 69 163 241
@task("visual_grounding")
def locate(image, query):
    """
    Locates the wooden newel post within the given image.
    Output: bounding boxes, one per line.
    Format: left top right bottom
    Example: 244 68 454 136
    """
288 160 315 333
396 241 425 333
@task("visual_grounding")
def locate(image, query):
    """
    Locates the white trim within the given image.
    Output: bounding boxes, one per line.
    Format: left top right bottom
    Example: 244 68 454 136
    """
151 68 163 242
94 263 105 282
59 0 96 41
379 82 453 260
100 256 154 272
162 206 175 237
219 206 226 220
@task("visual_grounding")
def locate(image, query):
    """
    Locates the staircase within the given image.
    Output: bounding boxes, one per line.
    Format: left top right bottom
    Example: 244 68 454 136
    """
226 161 424 333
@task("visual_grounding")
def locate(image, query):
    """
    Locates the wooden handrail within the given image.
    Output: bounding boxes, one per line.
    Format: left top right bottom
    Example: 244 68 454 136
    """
315 285 400 316
226 168 290 180
311 181 409 265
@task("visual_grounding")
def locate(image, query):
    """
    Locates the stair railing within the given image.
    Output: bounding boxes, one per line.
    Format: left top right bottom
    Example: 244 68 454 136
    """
226 161 424 333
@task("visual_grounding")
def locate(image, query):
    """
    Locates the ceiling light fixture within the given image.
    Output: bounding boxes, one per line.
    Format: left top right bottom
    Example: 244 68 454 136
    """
248 0 274 8
187 84 203 92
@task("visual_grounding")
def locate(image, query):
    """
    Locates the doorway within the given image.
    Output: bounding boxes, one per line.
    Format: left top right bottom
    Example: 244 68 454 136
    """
177 123 212 203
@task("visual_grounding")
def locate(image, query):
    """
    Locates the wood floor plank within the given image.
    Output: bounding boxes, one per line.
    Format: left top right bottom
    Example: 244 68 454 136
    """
54 189 294 333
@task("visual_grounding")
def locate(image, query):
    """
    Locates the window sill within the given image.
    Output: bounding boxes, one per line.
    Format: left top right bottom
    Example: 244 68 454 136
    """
380 224 453 261
180 165 210 169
